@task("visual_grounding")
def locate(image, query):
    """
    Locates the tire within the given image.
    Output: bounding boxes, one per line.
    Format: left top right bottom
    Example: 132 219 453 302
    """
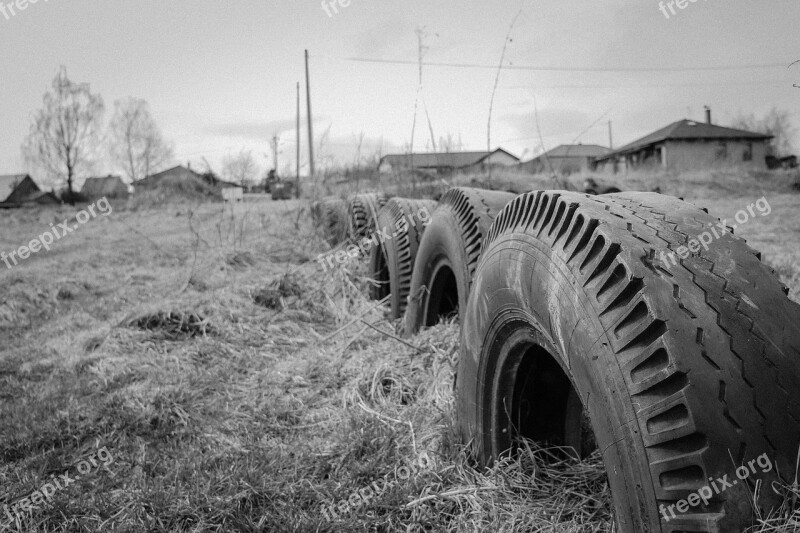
457 190 800 532
310 200 323 224
404 187 516 336
368 198 438 317
347 192 390 242
315 197 348 247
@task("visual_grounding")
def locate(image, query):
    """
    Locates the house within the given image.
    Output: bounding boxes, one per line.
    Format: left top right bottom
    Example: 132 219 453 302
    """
519 144 611 175
593 110 773 173
137 165 202 188
81 175 129 199
378 149 520 174
0 174 42 204
139 165 237 189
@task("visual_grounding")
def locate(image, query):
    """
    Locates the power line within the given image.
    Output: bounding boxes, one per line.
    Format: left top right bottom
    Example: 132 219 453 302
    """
338 56 788 73
503 80 790 89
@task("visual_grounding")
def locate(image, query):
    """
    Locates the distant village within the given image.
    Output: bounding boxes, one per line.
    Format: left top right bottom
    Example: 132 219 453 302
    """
2 108 796 208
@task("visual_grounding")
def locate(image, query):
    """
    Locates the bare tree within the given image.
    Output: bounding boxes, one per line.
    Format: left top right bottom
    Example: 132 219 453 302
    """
108 97 174 182
22 66 105 202
222 149 259 188
731 107 797 156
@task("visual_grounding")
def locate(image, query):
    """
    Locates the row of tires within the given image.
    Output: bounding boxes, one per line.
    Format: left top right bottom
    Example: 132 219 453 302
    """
312 188 800 532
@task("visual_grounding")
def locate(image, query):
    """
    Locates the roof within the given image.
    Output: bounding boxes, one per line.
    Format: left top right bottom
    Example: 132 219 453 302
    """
537 144 611 159
23 191 60 205
0 174 29 202
380 148 519 169
81 175 127 197
138 165 201 187
597 119 772 160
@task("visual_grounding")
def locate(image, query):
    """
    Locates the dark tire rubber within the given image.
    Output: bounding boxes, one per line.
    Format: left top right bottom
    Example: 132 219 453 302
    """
314 197 348 247
368 198 438 317
347 192 390 242
457 190 800 532
404 187 516 336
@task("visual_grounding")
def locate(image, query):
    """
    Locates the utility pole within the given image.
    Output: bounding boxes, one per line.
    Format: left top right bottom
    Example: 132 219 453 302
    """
296 81 301 198
608 120 614 150
305 50 315 180
271 135 279 173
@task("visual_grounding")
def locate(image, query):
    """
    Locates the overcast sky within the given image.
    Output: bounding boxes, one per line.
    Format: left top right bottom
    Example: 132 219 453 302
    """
1 0 799 179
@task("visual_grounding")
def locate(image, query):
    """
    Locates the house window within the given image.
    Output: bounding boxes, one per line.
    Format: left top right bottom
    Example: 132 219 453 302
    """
715 142 728 160
743 143 753 162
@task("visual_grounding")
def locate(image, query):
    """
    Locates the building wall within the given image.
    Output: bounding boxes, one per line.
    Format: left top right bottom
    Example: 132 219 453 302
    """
594 139 770 174
665 140 769 170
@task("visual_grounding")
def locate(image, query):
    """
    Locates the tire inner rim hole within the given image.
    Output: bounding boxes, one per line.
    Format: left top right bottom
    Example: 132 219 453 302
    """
509 344 597 461
374 247 390 301
425 265 458 327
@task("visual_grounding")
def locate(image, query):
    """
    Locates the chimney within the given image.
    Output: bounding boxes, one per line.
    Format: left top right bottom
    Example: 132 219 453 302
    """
704 106 712 125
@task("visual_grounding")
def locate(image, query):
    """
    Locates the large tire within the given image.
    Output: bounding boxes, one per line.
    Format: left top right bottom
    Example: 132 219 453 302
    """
315 197 348 247
404 187 516 336
368 198 438 318
347 192 390 242
457 190 800 532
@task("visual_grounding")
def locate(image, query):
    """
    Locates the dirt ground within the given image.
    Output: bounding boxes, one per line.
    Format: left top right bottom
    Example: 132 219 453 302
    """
0 187 798 532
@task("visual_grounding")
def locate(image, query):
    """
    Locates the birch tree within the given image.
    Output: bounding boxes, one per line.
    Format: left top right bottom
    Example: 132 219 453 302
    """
22 67 105 202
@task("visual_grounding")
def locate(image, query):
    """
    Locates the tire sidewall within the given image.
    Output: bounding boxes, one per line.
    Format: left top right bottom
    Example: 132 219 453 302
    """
458 233 661 531
405 206 472 334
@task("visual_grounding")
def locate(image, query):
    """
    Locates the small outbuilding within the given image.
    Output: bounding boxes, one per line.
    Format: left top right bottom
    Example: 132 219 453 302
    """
81 175 129 199
0 174 42 204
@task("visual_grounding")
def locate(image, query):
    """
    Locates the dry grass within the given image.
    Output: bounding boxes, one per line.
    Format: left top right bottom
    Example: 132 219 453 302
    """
0 180 798 532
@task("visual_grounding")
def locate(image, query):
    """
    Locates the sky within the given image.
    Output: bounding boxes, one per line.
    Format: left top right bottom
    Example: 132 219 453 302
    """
1 0 799 183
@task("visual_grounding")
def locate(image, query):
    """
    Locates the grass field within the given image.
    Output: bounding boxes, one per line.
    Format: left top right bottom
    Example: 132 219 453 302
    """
1 179 799 532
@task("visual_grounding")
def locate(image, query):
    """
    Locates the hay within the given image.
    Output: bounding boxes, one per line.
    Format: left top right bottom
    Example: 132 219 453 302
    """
2 194 798 531
253 273 304 310
129 311 212 339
